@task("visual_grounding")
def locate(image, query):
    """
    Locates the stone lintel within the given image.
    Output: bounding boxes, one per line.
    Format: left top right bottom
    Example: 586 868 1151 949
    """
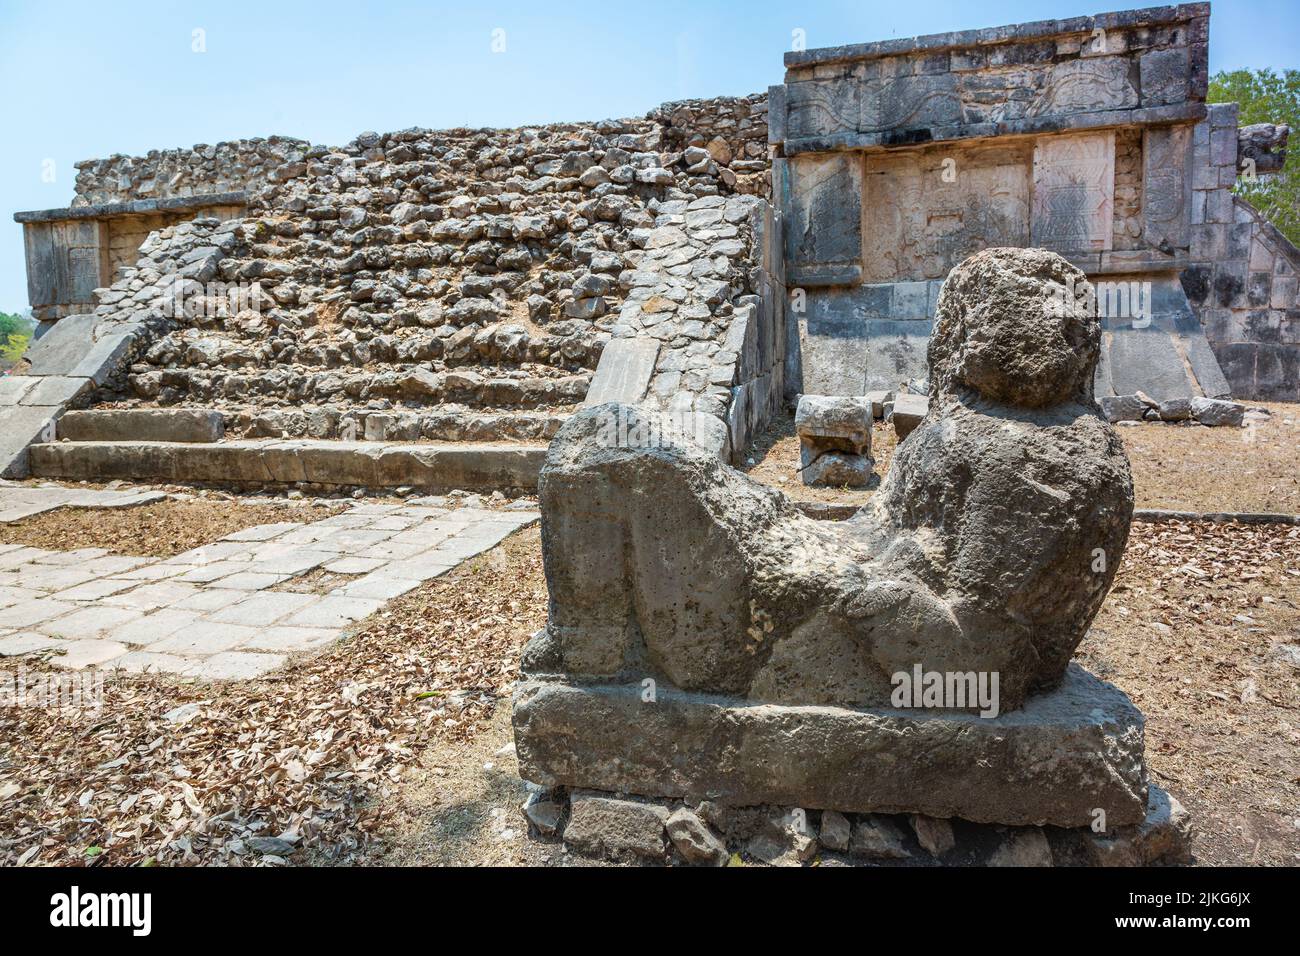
782 104 1208 156
513 662 1149 829
13 191 248 224
783 3 1209 71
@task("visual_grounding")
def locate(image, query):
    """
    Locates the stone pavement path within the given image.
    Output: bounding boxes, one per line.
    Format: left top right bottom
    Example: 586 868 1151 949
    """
0 501 538 679
0 482 167 523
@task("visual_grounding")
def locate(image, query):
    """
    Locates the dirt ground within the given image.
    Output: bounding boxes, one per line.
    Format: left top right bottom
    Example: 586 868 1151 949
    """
0 526 546 867
744 401 1300 514
1077 521 1300 866
1118 401 1299 513
0 498 343 558
2 513 1296 866
364 519 1300 867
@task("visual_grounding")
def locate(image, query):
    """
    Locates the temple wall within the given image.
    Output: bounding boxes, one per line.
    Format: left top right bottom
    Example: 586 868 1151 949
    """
768 2 1299 401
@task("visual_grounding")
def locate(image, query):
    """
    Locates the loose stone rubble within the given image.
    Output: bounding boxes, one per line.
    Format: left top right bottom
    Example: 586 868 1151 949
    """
1101 391 1247 426
72 138 310 208
5 96 783 486
86 105 775 453
513 783 1189 867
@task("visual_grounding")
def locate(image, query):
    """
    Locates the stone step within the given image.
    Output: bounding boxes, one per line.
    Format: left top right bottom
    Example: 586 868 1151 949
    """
233 406 572 443
84 404 572 443
29 439 546 493
57 408 224 443
153 335 602 372
134 367 591 410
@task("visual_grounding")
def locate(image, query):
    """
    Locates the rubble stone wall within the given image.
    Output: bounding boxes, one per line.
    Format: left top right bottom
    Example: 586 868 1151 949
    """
647 93 770 197
72 137 310 207
78 104 780 447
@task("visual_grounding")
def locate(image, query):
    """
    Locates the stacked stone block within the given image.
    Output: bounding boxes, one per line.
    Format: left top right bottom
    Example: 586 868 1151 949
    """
1182 101 1300 399
794 395 872 486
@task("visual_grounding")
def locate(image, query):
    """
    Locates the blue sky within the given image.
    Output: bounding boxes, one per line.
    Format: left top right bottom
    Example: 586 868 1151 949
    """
2 0 1297 315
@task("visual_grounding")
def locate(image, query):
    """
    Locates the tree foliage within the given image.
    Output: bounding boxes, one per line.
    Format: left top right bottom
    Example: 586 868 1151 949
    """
0 311 33 368
1209 68 1300 246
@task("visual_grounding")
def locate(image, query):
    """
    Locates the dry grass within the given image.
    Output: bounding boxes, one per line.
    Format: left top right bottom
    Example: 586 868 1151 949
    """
0 499 343 558
1078 520 1300 866
1118 401 1300 513
743 402 1300 514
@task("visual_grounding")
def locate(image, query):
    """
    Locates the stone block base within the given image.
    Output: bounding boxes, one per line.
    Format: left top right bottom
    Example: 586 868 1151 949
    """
517 785 1191 867
513 662 1148 828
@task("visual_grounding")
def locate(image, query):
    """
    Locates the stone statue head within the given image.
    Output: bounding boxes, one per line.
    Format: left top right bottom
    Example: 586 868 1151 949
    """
928 247 1100 409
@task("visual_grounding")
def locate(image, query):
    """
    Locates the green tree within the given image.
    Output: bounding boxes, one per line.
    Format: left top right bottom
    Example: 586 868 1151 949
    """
0 332 30 367
0 311 33 368
1209 68 1300 246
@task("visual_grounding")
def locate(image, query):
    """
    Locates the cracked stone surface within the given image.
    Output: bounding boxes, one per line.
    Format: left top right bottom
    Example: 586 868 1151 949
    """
0 496 538 680
0 482 166 523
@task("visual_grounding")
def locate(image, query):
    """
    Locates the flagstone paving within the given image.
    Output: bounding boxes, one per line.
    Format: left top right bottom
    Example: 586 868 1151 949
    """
0 501 538 679
0 482 167 523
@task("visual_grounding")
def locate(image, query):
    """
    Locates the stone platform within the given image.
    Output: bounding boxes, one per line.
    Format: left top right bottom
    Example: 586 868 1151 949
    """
514 661 1148 829
29 439 546 493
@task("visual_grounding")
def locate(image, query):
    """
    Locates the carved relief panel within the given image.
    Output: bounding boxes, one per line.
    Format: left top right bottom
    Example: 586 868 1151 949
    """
1031 131 1116 252
785 152 864 285
862 142 1031 282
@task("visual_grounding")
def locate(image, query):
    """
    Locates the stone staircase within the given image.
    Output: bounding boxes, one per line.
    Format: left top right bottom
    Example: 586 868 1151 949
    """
9 107 780 488
29 408 545 493
83 121 672 453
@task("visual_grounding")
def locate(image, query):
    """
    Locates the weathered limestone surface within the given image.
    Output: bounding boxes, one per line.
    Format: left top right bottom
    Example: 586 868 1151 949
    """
779 5 1210 153
29 439 546 492
1236 122 1289 175
888 393 928 440
516 248 1142 825
522 778 1186 866
71 137 309 207
861 144 1030 283
515 663 1147 827
58 408 224 443
769 4 1299 402
0 310 148 478
582 338 659 407
0 407 59 479
564 793 669 862
1100 391 1245 427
